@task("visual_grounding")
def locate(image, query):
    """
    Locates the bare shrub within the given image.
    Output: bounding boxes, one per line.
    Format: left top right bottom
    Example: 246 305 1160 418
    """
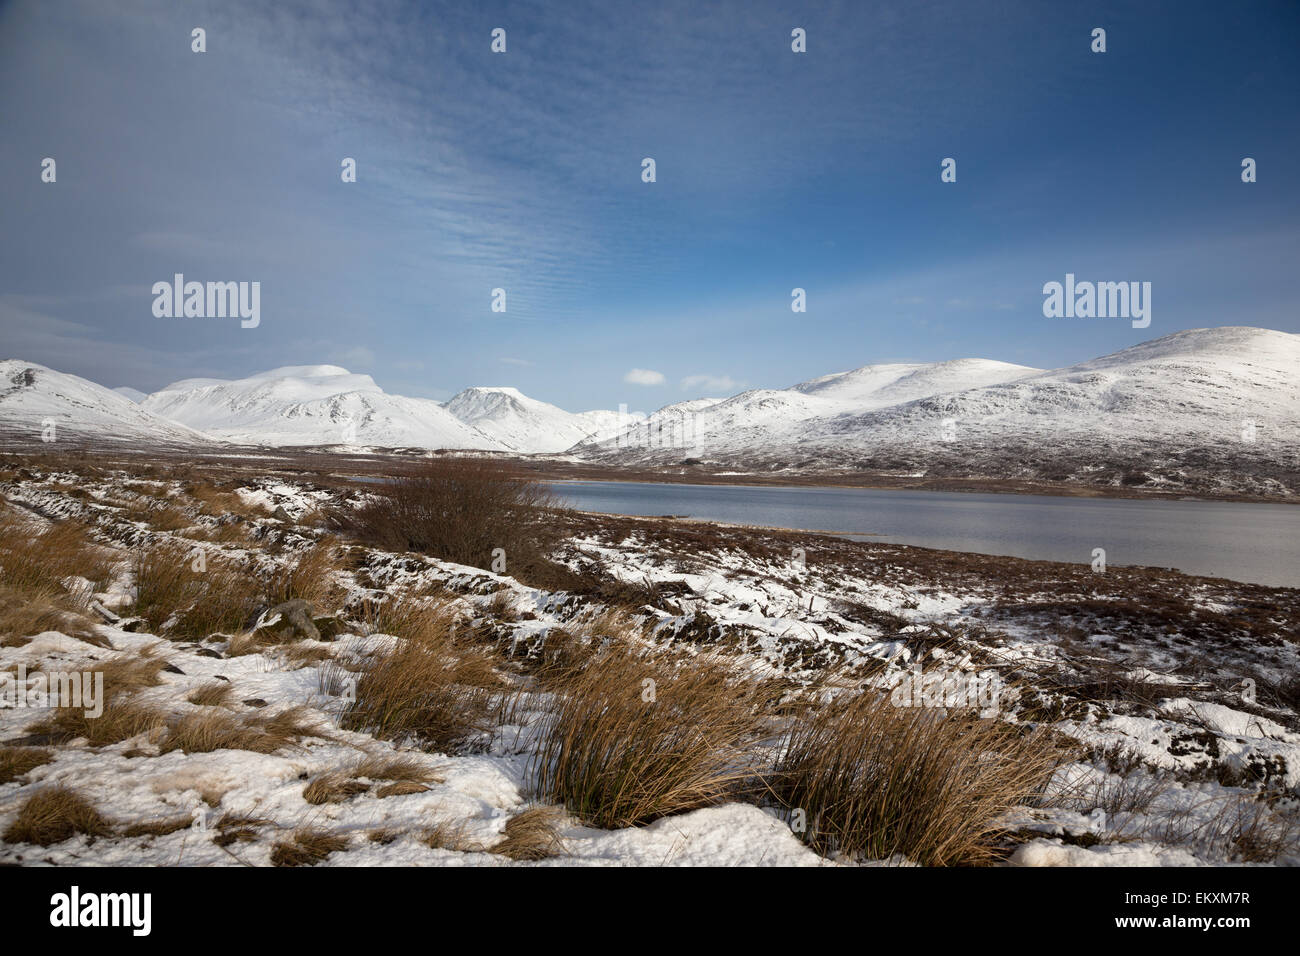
335 459 562 572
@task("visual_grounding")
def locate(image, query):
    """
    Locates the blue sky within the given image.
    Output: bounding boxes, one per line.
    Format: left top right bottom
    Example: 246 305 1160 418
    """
2 0 1297 411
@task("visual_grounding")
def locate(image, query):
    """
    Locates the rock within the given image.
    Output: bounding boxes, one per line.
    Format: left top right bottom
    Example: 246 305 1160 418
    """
272 506 292 522
162 663 185 675
259 599 321 642
196 648 223 659
241 698 268 709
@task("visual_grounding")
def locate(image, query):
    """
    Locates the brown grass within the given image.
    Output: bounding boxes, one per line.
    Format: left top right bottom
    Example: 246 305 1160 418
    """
492 806 566 861
770 690 1064 865
0 514 116 595
0 746 53 784
1 785 112 846
270 828 348 866
339 607 502 752
123 815 193 838
186 681 235 707
131 543 263 639
0 583 101 646
159 705 316 756
530 645 773 829
302 771 370 805
420 818 482 853
267 539 342 611
27 696 167 748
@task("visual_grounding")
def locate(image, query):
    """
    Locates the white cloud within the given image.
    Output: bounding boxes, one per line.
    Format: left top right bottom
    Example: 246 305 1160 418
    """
624 368 666 386
681 373 741 393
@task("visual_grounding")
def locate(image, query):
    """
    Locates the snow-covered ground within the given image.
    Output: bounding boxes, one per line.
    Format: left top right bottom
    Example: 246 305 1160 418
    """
2 462 1297 866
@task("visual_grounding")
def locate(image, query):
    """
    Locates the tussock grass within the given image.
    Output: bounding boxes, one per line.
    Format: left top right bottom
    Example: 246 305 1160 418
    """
279 641 334 669
339 607 501 752
0 515 117 645
131 544 262 639
531 645 774 829
123 815 193 838
492 806 566 861
0 746 53 784
770 690 1064 865
23 649 173 746
376 780 431 798
186 681 235 706
1 785 112 846
183 481 265 519
270 828 348 866
0 582 100 647
27 697 167 748
267 539 342 611
160 705 316 755
0 514 116 595
353 753 441 784
421 818 482 853
302 771 370 805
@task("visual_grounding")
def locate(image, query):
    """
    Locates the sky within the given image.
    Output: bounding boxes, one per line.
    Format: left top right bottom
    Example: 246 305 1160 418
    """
1 0 1297 413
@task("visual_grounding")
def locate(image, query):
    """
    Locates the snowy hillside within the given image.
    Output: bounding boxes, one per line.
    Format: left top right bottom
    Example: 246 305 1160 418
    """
443 386 641 453
578 327 1300 497
141 366 497 449
0 361 211 446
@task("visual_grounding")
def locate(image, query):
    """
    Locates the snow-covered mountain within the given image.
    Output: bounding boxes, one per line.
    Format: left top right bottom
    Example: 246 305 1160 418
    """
443 386 641 453
140 365 496 449
578 327 1300 496
4 327 1296 496
576 357 1043 458
0 360 211 446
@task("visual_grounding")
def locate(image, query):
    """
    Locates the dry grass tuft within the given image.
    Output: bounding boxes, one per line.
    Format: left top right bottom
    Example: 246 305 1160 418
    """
159 705 316 756
270 828 348 866
123 815 193 838
131 544 262 640
353 753 441 784
492 806 566 861
770 689 1064 865
0 746 53 784
376 780 431 798
1 785 112 846
420 818 482 853
0 514 116 595
531 645 773 829
267 540 342 611
302 771 370 805
186 681 235 707
27 696 167 748
339 608 501 752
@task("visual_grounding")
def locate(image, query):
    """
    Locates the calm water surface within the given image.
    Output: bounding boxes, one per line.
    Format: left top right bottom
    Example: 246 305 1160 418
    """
547 480 1300 588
